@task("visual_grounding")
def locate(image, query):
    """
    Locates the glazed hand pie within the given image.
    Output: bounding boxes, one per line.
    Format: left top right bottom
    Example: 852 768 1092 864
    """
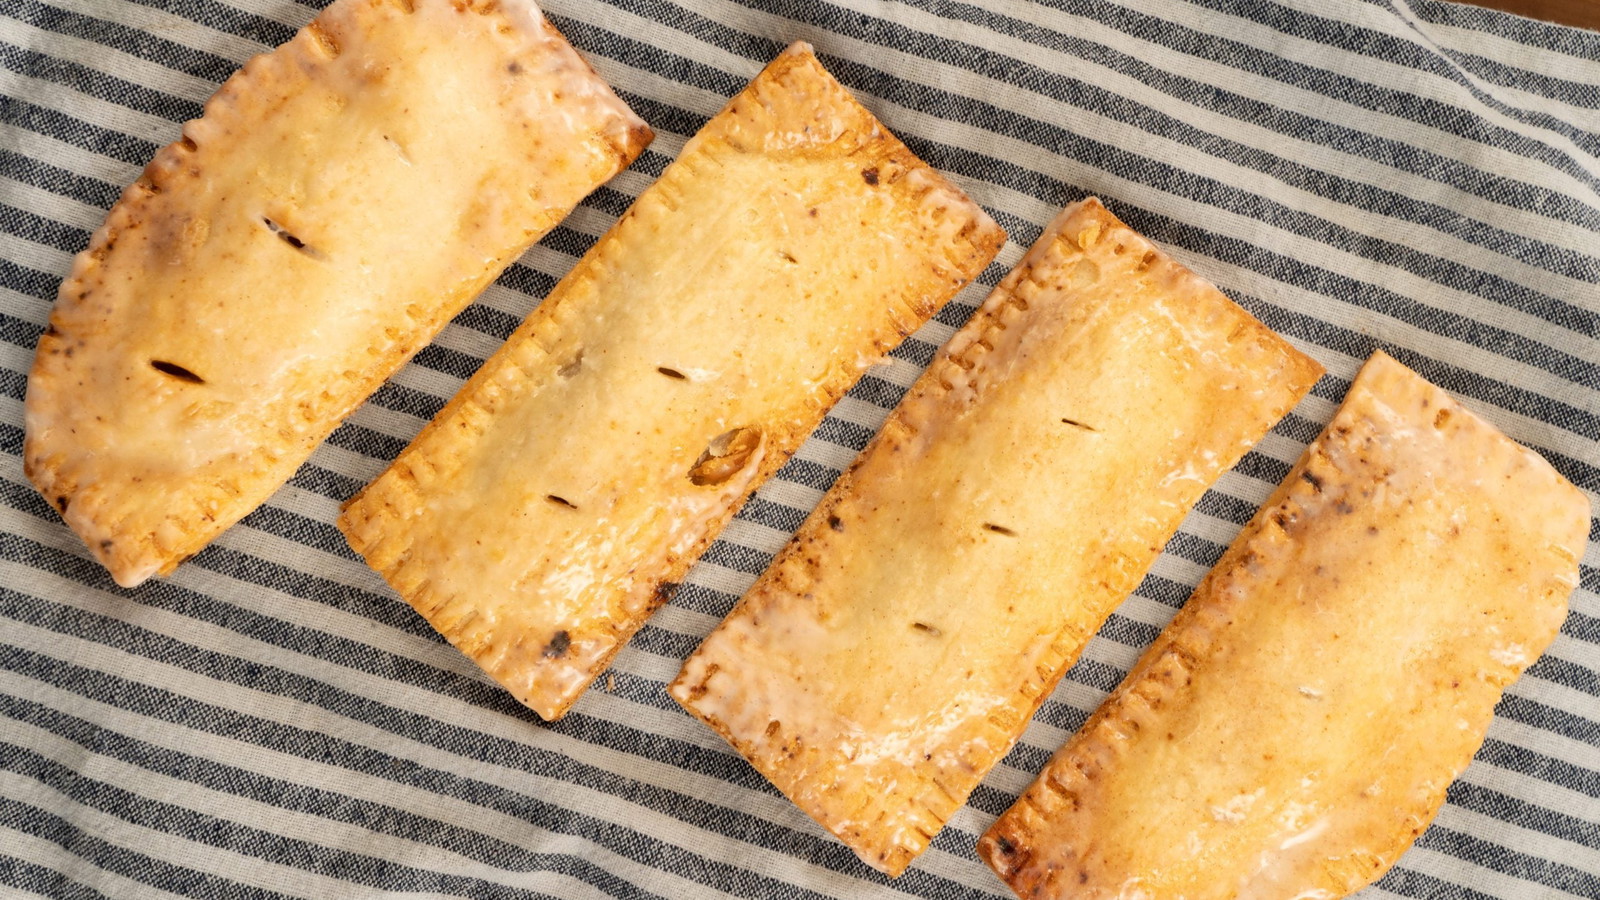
981 351 1588 900
24 0 651 588
671 198 1324 876
339 43 1005 721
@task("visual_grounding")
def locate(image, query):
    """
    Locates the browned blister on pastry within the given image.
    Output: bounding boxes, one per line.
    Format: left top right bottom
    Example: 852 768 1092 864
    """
671 198 1324 876
339 43 1005 721
24 0 651 587
980 350 1588 900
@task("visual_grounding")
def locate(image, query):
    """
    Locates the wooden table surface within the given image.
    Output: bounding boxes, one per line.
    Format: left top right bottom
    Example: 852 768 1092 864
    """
1461 0 1600 30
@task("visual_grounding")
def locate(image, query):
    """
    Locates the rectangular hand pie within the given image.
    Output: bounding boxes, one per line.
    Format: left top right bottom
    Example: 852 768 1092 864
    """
980 350 1588 900
338 43 1005 721
671 198 1324 876
24 0 651 588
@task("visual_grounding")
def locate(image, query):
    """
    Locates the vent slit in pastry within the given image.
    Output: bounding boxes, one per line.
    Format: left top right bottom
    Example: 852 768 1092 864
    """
671 197 1323 876
338 42 1005 721
980 350 1587 900
149 361 205 384
25 0 652 587
260 217 324 260
381 134 412 165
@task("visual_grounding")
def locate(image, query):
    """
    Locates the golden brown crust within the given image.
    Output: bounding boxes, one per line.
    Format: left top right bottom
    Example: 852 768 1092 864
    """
24 0 650 587
670 198 1324 876
981 351 1588 900
338 42 1005 721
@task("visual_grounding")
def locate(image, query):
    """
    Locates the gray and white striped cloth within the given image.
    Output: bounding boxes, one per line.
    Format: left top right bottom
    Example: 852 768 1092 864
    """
1 0 1596 897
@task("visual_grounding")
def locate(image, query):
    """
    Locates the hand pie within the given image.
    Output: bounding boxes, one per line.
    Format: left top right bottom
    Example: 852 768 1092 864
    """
24 0 651 588
338 43 1005 721
671 198 1324 876
981 351 1587 900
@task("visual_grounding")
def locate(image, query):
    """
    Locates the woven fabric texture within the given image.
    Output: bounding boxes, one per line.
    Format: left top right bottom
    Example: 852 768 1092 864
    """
0 0 1596 897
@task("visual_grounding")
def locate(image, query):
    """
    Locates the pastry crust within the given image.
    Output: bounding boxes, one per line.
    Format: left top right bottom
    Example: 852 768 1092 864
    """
23 0 651 588
670 198 1324 876
338 43 1005 722
980 351 1588 900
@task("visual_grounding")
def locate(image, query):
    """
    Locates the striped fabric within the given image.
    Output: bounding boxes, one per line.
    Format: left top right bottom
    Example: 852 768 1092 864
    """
0 0 1596 897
